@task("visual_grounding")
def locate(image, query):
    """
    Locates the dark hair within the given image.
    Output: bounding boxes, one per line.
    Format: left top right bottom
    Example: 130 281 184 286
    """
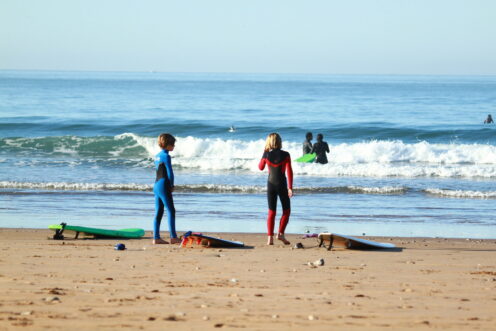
158 133 176 149
316 133 323 141
305 132 313 140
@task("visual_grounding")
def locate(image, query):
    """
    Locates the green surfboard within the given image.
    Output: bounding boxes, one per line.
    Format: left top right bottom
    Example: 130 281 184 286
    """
295 153 316 163
49 223 145 239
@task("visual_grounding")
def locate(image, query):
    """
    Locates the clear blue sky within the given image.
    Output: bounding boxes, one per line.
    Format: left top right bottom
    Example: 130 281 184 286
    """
1 0 495 74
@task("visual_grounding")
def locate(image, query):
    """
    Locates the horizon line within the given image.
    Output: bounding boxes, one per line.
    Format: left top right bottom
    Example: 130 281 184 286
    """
1 68 496 77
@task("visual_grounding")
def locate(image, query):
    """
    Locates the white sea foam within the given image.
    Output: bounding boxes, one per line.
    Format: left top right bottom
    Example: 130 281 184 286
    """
117 133 159 156
179 184 264 193
347 186 407 194
123 134 496 178
0 181 406 195
5 134 496 179
425 188 496 199
53 145 79 156
0 181 152 192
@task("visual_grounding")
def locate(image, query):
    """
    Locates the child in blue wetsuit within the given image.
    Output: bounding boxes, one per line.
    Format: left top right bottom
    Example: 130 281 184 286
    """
153 133 180 244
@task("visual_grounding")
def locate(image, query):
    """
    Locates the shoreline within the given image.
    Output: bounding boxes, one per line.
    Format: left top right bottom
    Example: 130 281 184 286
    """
2 227 496 241
1 228 495 330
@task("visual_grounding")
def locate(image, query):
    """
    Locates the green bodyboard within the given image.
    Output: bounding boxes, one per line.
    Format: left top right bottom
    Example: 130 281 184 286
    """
295 153 316 163
49 224 145 239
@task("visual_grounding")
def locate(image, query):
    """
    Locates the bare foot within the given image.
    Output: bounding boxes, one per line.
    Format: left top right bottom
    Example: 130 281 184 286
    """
267 236 274 245
152 238 169 244
170 238 181 244
277 234 290 245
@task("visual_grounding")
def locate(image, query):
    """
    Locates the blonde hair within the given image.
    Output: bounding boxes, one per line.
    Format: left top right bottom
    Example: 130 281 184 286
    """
264 133 282 152
157 133 176 149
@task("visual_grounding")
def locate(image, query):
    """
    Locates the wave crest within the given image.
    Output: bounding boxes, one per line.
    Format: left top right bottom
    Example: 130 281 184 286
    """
424 188 496 199
3 181 495 199
3 134 496 178
0 181 405 195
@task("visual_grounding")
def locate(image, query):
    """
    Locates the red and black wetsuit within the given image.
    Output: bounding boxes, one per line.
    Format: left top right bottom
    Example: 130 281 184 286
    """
258 148 293 236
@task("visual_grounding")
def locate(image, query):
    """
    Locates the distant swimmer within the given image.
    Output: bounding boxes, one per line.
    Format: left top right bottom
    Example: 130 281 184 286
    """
302 132 313 155
229 125 236 132
310 133 330 164
484 114 494 124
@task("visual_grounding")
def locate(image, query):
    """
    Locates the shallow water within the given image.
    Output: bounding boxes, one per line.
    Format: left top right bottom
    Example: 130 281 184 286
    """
1 70 496 238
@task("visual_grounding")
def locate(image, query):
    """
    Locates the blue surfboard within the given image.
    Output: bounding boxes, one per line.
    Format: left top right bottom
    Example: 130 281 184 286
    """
318 232 396 250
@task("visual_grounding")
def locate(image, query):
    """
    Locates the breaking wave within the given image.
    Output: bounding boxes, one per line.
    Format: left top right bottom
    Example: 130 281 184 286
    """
4 181 496 199
424 188 496 199
3 133 496 178
0 181 406 195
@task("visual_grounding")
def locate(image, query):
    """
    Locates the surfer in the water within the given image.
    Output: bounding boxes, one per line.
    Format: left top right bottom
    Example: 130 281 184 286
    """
484 114 494 124
311 133 330 164
153 133 180 244
302 132 313 155
259 133 293 245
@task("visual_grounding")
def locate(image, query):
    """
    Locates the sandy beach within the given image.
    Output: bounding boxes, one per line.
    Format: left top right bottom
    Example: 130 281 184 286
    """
0 228 495 330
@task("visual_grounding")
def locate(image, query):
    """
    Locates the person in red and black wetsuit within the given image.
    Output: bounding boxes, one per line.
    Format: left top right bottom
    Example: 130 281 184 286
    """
258 133 294 245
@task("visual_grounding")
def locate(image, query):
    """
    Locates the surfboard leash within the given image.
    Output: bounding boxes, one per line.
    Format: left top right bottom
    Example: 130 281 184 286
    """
318 234 334 251
52 222 67 240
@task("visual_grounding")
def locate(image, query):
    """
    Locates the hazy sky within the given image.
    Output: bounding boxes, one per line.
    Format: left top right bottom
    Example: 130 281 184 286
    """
1 0 495 74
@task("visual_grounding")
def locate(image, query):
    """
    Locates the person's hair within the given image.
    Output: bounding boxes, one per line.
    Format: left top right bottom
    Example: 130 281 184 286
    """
305 132 313 140
158 133 176 149
316 133 323 141
264 133 282 152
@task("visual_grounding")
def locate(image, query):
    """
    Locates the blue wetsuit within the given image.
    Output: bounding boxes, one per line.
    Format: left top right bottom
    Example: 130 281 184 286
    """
153 149 177 239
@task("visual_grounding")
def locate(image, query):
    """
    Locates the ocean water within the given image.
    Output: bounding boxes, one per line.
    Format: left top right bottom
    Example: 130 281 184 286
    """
1 70 496 239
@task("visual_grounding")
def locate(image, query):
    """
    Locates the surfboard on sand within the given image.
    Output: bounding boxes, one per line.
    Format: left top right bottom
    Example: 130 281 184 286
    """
318 232 396 250
49 223 145 240
295 153 316 163
181 231 244 248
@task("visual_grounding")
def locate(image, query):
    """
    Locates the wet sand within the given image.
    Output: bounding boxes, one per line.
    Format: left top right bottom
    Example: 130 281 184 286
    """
0 228 495 330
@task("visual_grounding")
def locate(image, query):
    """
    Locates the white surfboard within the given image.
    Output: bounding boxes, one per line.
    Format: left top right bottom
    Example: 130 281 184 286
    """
318 232 396 250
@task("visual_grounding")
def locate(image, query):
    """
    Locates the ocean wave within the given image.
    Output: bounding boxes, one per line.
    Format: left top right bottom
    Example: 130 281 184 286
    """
119 133 496 163
0 181 152 192
2 118 496 144
295 163 496 178
345 186 407 194
4 181 495 199
3 134 496 178
424 188 496 199
0 181 406 195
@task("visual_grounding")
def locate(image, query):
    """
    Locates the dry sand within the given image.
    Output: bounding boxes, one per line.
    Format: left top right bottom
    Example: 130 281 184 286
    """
0 228 495 330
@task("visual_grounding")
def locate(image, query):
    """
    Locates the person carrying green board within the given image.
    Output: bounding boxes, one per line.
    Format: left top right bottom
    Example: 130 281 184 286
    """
295 132 316 163
302 132 313 155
